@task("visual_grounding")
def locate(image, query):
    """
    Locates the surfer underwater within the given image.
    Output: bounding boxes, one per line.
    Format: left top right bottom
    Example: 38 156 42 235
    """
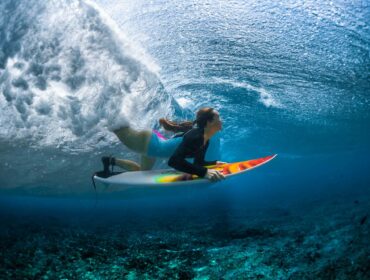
102 107 226 182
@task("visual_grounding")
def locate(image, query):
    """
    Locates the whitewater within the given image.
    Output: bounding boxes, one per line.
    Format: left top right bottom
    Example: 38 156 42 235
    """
1 0 369 195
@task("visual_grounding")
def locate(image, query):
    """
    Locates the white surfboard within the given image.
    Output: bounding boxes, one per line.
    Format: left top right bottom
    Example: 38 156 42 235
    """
93 155 277 188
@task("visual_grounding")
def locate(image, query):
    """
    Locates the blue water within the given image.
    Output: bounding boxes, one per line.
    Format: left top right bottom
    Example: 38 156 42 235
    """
1 0 369 278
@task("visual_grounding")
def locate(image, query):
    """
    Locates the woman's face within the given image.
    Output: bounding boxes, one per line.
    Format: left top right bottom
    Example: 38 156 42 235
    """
207 110 222 132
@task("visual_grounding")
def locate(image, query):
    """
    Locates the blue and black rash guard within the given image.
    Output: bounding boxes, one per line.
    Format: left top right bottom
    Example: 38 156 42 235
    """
168 127 218 177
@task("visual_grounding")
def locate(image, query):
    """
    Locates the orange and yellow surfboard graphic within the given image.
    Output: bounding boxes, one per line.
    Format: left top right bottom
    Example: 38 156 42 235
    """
155 154 277 183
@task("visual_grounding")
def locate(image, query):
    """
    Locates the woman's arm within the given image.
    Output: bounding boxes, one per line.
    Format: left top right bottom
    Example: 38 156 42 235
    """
168 136 208 177
194 147 217 166
168 130 225 182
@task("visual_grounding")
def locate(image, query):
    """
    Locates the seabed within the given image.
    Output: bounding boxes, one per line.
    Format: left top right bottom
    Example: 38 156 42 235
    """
1 192 369 279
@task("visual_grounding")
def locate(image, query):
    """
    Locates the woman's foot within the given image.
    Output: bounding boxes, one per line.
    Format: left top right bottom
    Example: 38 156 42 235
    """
101 156 116 174
107 111 130 131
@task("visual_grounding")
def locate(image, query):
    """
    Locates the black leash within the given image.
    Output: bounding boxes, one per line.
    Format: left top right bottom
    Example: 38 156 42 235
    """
91 167 123 192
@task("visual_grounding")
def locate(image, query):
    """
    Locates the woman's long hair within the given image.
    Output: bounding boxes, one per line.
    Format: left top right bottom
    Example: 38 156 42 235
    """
159 107 215 133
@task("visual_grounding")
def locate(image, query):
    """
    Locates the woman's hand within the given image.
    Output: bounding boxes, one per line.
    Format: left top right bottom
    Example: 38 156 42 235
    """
205 169 225 182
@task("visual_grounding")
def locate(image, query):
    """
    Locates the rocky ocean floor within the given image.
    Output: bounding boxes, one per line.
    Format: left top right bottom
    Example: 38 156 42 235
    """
0 191 369 279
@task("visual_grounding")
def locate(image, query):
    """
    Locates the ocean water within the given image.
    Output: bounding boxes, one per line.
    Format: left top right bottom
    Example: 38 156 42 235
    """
1 0 369 278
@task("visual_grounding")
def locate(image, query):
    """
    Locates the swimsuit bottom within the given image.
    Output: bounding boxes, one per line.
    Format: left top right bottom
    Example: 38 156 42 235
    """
146 130 183 158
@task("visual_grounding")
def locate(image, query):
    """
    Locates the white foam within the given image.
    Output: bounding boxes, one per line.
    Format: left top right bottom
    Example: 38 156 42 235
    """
171 77 283 109
84 0 161 75
213 78 283 109
106 107 130 131
0 0 173 152
176 97 193 108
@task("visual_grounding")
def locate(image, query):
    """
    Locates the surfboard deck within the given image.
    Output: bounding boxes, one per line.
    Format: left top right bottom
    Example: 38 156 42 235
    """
93 154 276 187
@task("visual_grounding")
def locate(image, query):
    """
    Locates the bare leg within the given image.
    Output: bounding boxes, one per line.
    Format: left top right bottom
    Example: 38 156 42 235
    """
111 126 154 171
140 155 156 171
113 126 152 154
115 159 141 171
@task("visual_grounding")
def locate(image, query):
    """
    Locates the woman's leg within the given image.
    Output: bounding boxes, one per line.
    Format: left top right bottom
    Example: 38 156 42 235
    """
113 126 152 154
140 155 156 171
115 159 141 171
112 126 154 171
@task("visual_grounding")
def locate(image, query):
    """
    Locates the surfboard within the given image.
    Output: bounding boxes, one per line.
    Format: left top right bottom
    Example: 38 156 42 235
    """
93 154 277 187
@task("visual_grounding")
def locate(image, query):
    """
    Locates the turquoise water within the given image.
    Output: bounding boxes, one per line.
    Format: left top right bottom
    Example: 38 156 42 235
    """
1 0 369 278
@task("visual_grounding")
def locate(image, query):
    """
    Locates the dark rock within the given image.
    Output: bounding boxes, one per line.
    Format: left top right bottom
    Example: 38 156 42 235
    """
81 250 96 259
178 268 195 280
126 257 154 270
360 215 367 225
228 228 275 239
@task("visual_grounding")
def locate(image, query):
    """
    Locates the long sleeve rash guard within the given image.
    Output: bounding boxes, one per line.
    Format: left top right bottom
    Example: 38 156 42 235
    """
168 127 218 177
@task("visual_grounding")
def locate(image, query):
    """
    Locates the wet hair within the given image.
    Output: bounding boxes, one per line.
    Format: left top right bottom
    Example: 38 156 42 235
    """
159 107 216 133
194 107 215 129
159 118 193 133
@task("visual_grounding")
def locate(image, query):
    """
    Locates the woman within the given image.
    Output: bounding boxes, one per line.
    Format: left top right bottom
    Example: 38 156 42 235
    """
167 108 225 182
103 107 225 182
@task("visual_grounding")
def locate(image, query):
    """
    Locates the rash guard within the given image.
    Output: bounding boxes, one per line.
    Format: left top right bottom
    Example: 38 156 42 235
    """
168 127 218 177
